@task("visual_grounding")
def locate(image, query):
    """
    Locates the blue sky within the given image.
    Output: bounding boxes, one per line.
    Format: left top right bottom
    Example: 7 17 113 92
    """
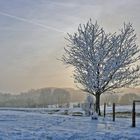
0 0 140 93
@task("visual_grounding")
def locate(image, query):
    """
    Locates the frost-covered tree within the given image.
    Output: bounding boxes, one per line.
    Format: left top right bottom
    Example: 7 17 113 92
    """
62 20 140 115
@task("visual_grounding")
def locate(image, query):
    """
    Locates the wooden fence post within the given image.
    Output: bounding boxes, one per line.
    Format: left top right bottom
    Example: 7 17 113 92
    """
132 101 136 127
113 103 115 122
104 103 106 118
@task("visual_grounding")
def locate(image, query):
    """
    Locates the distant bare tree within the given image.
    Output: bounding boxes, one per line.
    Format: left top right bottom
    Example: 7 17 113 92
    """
62 19 140 115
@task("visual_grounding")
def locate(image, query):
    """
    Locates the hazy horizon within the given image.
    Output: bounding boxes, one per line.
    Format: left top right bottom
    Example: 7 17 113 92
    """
0 0 140 93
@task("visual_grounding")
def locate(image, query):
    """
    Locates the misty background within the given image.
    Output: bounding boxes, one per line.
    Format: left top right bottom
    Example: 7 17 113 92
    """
0 88 140 107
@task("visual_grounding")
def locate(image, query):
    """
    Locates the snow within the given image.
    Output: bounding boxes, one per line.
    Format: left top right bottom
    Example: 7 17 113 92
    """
0 106 140 139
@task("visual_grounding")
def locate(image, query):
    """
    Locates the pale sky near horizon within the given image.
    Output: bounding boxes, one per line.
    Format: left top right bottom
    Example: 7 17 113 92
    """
0 0 140 93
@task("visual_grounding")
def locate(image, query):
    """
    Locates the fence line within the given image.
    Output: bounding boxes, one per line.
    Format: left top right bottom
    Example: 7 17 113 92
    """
103 101 140 127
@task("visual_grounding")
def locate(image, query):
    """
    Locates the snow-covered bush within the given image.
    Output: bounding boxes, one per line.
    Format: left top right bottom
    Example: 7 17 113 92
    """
82 95 95 116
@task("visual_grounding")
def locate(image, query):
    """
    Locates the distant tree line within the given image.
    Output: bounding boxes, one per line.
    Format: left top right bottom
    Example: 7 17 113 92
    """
0 88 139 107
0 88 86 107
101 93 140 105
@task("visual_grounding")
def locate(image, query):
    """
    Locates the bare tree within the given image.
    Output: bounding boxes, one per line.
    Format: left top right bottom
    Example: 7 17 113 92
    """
62 20 140 115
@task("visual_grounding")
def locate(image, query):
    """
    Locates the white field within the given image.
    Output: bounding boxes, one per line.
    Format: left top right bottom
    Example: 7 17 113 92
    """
0 106 140 140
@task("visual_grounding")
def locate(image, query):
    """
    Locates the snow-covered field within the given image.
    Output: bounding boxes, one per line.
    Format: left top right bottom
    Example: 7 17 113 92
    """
0 106 140 140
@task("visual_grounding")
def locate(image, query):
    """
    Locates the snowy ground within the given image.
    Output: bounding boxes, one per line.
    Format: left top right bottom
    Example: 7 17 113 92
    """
0 107 140 140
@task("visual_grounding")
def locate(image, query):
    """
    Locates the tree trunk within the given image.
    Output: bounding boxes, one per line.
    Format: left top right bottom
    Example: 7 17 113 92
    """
95 94 101 116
